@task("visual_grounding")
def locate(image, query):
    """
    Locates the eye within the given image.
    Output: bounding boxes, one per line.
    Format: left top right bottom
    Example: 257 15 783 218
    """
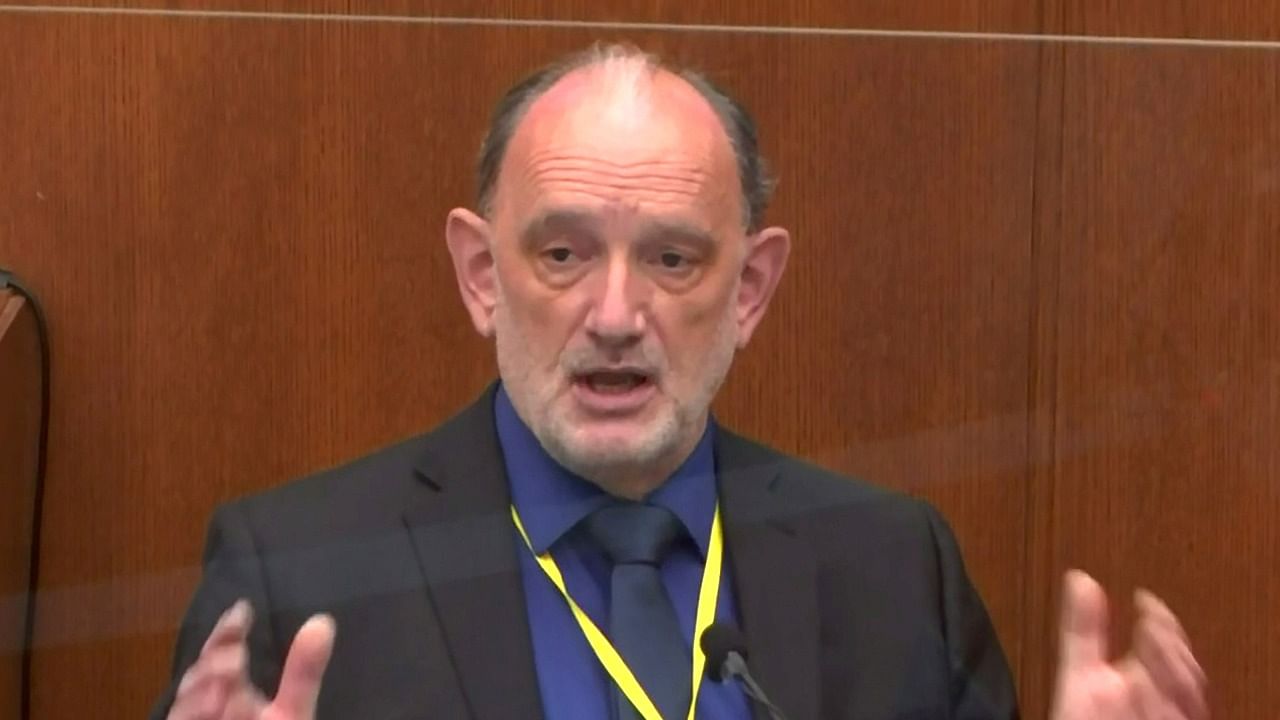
544 246 575 264
659 251 686 269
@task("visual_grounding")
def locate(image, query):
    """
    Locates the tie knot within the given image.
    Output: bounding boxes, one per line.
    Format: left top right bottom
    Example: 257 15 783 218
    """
583 504 684 565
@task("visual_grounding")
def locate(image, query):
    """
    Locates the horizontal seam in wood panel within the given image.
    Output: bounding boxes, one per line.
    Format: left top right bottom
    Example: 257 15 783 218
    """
3 5 1280 49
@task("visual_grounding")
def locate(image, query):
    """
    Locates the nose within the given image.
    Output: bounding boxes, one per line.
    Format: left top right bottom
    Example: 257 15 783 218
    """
583 256 648 348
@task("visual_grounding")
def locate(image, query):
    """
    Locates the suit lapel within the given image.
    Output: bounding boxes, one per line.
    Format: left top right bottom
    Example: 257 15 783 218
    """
402 385 544 720
398 390 823 720
716 430 822 720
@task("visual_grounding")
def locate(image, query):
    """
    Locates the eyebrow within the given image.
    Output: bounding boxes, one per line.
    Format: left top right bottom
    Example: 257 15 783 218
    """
517 208 600 246
637 219 715 248
517 207 715 248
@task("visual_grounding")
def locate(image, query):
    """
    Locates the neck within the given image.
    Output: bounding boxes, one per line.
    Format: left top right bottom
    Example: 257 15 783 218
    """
587 459 683 501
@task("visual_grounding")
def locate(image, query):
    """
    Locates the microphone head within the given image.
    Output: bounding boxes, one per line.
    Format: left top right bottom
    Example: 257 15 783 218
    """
700 622 749 681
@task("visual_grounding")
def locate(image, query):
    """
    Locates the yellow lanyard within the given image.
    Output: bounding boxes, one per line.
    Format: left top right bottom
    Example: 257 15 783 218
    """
511 503 724 720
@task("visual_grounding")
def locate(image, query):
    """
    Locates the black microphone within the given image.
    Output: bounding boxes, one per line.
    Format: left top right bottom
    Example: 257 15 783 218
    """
700 623 790 720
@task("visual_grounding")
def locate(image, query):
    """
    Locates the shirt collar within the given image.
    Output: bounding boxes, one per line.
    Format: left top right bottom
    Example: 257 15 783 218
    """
495 383 718 558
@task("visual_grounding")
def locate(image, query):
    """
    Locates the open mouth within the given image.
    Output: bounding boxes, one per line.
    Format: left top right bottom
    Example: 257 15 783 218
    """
575 370 653 394
570 369 658 413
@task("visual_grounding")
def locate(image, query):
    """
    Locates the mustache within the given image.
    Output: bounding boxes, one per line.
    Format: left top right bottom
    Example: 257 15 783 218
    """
559 345 666 376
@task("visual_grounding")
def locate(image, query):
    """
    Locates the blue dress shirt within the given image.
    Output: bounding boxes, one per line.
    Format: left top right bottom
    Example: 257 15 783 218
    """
495 385 752 720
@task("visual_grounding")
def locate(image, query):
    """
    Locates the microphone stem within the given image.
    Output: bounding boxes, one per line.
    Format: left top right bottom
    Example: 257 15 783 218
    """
724 654 789 720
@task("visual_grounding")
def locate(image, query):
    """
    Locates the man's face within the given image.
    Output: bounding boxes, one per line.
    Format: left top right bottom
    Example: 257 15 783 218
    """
448 67 788 487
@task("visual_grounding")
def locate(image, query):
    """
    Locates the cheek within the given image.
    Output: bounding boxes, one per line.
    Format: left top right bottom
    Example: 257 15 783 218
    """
652 283 736 362
681 265 740 326
497 263 585 350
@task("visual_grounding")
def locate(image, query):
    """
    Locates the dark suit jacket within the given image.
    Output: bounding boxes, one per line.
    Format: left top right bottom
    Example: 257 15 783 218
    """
152 384 1019 719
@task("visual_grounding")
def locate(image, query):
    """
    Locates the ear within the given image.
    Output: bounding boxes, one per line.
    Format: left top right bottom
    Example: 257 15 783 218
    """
445 208 499 338
735 226 791 348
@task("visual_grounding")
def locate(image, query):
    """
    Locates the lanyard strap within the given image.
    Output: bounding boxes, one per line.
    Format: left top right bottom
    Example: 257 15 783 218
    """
511 503 724 720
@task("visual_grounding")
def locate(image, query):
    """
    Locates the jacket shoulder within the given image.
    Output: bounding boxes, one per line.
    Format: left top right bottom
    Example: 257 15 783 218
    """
719 427 927 518
226 430 433 544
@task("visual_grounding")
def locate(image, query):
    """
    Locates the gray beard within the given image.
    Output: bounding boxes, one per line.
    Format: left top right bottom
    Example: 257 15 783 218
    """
490 286 739 494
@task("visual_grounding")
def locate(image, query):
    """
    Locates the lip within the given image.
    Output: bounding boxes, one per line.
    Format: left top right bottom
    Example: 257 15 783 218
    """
569 373 658 415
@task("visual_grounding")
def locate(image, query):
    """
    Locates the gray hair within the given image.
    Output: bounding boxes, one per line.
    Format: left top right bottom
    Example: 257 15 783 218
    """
475 43 776 232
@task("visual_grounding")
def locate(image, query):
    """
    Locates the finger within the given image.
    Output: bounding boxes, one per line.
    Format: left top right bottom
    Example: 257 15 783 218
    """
1135 589 1190 645
1058 569 1110 669
180 631 252 697
168 667 234 720
170 675 264 720
197 641 251 685
1133 598 1207 695
201 599 254 655
1120 658 1185 720
270 614 336 718
171 641 252 719
1133 614 1209 719
1118 659 1158 719
1180 641 1208 688
221 685 268 720
1135 590 1207 686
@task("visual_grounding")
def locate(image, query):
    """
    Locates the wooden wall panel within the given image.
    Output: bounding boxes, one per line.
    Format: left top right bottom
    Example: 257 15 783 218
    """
1026 44 1280 720
1019 34 1066 720
1061 1 1280 42
0 292 42 720
0 13 504 717
714 37 1040 707
0 9 1042 718
4 1 1040 33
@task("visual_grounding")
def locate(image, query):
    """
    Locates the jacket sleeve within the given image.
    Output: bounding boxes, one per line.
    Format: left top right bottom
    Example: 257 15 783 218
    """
149 501 285 719
921 501 1021 720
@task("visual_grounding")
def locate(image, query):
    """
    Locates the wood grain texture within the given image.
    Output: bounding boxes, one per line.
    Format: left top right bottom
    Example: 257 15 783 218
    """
712 35 1040 698
1033 43 1280 720
0 291 42 719
0 11 1041 717
0 12 501 716
1019 30 1066 720
1062 0 1280 41
13 0 1280 39
4 0 1040 33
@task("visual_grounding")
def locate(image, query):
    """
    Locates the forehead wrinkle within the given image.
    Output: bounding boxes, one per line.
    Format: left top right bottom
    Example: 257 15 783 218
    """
522 153 712 188
523 172 710 200
524 149 713 175
527 190 721 219
516 157 720 214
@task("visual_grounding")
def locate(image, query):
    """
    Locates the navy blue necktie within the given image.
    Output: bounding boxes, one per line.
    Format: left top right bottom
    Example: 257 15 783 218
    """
583 504 691 720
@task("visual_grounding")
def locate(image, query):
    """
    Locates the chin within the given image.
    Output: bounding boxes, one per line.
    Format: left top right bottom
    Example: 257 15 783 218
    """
545 416 678 474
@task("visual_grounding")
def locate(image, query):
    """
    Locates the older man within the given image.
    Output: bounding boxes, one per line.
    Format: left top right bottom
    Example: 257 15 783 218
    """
154 44 1207 720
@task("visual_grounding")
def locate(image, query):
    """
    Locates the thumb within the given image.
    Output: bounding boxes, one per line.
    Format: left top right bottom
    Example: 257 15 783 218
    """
1058 569 1109 670
270 614 336 718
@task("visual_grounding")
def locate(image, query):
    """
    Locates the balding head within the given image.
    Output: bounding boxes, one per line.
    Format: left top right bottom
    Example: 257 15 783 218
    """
493 53 742 252
475 43 775 233
445 44 791 499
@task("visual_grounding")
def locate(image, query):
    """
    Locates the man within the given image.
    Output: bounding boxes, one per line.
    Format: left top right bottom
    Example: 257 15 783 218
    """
154 44 1207 720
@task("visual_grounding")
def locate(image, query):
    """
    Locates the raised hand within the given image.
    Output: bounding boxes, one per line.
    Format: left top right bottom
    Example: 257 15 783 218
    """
1051 570 1208 720
167 600 336 720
